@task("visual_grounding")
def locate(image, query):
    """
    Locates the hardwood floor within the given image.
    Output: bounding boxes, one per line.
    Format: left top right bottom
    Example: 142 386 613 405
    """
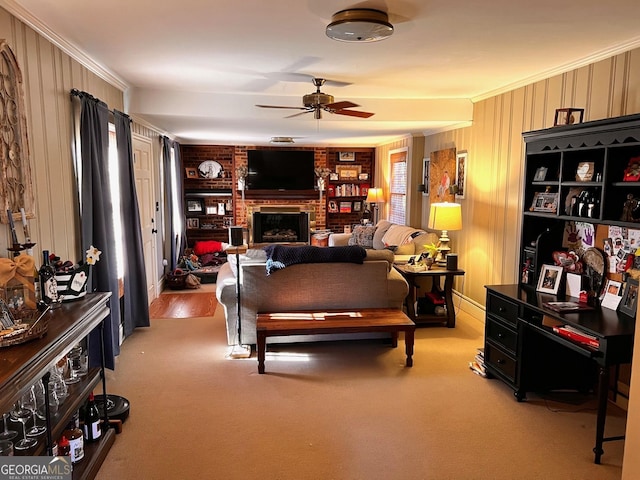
149 284 218 318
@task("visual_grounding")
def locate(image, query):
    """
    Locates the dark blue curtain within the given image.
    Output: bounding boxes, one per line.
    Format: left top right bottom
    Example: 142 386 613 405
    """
114 110 150 336
162 136 186 269
74 90 121 370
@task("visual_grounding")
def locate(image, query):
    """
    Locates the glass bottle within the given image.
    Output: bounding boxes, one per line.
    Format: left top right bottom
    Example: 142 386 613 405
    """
82 393 102 443
39 250 58 304
62 420 84 464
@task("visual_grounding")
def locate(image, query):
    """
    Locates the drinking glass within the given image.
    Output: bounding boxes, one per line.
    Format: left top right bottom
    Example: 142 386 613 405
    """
0 440 13 456
65 345 82 385
0 412 17 441
9 403 36 451
49 365 68 404
22 387 46 438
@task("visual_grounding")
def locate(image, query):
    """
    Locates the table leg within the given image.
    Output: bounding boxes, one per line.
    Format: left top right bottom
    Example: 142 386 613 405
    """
593 365 609 464
391 331 398 348
405 328 415 367
257 332 266 374
443 274 456 328
405 279 418 320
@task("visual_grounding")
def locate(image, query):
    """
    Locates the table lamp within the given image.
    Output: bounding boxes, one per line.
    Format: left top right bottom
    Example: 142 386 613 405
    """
365 187 384 224
428 202 462 266
228 226 251 358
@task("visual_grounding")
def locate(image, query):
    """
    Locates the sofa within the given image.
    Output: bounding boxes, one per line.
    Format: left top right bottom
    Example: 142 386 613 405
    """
215 247 409 346
329 220 439 261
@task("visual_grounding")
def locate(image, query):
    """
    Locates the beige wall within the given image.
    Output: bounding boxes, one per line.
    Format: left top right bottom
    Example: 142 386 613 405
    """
0 7 124 263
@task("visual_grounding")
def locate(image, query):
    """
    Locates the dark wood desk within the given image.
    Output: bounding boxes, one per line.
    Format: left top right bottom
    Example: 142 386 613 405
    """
394 265 465 327
485 285 635 464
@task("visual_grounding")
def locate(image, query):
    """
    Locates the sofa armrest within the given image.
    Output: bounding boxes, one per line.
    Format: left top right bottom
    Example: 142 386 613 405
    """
328 233 351 247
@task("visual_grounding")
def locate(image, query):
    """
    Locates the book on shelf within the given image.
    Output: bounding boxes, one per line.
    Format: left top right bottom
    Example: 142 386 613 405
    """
552 325 600 349
543 301 593 312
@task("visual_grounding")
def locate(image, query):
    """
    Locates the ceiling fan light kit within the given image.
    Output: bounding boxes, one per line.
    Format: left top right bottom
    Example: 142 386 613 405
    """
270 137 295 144
326 8 393 43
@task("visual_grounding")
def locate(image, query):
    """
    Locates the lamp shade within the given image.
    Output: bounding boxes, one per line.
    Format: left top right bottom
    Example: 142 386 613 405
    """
365 187 384 203
428 203 462 231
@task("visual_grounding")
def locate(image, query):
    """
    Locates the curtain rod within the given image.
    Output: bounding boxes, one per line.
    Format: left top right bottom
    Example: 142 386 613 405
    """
70 88 131 122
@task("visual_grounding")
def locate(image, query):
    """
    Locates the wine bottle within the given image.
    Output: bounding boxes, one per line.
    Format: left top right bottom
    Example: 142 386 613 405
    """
62 420 84 464
39 250 58 304
82 393 102 442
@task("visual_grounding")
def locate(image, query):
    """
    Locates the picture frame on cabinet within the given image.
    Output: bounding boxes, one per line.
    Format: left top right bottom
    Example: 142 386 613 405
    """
575 162 594 182
533 167 548 182
619 278 638 318
187 199 203 212
338 152 355 161
553 108 584 126
186 218 200 229
455 151 467 199
328 200 338 213
530 192 558 213
206 206 217 215
336 165 361 180
537 264 563 295
358 173 369 181
339 201 352 213
185 167 198 178
353 201 362 212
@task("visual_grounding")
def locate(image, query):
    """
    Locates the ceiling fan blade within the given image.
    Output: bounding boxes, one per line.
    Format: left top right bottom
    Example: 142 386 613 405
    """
255 104 307 110
285 110 313 118
332 109 375 118
325 101 360 110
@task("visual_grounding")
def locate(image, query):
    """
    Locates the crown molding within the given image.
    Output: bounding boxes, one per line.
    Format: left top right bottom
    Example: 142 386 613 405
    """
472 36 640 103
0 0 129 92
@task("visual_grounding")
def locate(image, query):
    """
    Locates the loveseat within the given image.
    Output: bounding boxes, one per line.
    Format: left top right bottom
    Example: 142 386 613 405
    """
329 220 439 261
215 247 409 346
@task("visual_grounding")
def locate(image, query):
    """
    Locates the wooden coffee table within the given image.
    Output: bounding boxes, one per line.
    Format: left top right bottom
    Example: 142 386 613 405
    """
256 308 415 374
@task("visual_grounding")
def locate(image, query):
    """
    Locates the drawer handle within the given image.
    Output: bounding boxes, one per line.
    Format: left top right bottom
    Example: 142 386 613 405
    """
497 333 504 338
497 359 505 364
498 307 506 313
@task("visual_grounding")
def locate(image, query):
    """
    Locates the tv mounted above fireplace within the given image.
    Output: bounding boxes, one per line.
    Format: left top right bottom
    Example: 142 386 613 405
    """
246 150 315 191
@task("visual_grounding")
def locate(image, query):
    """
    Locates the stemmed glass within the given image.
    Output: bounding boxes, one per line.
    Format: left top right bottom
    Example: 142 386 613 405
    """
0 412 17 441
9 402 36 451
23 387 46 438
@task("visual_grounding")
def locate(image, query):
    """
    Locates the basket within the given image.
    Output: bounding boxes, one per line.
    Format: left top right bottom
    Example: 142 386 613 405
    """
0 306 50 348
166 272 188 290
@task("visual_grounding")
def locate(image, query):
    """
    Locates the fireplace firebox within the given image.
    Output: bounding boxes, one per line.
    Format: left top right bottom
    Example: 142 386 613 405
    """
252 212 310 244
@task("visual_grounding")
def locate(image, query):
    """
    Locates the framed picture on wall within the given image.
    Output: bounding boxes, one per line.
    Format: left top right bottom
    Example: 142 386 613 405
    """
338 152 355 162
187 199 203 212
422 157 430 196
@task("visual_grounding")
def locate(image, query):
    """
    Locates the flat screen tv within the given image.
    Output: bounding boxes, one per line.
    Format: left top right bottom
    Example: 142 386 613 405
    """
246 150 315 190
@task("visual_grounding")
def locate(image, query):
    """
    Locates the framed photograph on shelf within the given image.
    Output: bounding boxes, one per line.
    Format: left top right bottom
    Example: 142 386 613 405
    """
336 165 361 180
353 201 362 212
537 264 563 295
339 201 352 213
455 151 467 199
530 192 558 213
329 172 339 181
186 218 200 229
553 108 584 126
358 173 369 181
575 162 594 182
338 152 355 162
619 278 639 318
533 167 548 182
186 199 203 213
328 200 338 213
185 167 198 179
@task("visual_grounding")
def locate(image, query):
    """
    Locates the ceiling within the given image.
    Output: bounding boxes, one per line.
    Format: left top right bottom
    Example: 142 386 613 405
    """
5 0 640 146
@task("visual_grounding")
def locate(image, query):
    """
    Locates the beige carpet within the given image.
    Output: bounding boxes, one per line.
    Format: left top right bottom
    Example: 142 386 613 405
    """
95 303 626 480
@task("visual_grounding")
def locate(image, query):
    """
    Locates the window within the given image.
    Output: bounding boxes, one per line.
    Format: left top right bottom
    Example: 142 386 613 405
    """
389 148 408 224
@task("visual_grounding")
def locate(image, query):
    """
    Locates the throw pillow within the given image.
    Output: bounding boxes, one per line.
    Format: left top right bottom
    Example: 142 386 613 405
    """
348 225 376 248
373 220 393 249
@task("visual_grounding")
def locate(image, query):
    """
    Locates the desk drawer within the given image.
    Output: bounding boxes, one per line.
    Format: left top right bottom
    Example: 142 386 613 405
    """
486 318 517 353
487 293 518 326
485 343 517 383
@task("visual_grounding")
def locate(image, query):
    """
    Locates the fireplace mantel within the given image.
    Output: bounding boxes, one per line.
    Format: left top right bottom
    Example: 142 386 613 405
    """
242 189 319 200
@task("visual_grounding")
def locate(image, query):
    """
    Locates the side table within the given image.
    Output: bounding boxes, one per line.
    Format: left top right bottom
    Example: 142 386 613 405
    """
394 264 465 327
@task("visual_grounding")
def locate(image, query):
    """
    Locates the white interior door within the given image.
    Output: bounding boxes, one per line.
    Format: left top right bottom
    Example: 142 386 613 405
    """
132 134 158 304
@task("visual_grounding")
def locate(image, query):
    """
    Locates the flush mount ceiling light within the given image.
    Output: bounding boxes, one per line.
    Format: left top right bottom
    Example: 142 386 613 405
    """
270 136 295 144
326 8 393 43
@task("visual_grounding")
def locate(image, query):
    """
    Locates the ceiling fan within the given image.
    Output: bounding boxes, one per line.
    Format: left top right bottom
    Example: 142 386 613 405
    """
256 78 374 119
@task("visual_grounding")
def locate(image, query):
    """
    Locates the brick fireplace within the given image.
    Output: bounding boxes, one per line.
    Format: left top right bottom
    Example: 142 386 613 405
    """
248 205 315 245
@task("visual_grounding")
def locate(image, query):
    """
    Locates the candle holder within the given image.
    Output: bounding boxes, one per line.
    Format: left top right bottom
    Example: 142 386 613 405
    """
7 242 36 256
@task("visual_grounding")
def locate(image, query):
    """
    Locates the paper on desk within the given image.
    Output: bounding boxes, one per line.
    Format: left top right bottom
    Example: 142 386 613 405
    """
565 273 582 298
601 292 622 310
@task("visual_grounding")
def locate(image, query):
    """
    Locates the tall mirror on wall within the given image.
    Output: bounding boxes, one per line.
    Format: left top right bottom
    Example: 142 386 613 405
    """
0 40 35 229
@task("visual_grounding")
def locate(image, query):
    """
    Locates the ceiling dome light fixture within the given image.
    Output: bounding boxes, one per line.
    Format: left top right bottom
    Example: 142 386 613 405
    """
326 8 393 43
270 136 295 144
